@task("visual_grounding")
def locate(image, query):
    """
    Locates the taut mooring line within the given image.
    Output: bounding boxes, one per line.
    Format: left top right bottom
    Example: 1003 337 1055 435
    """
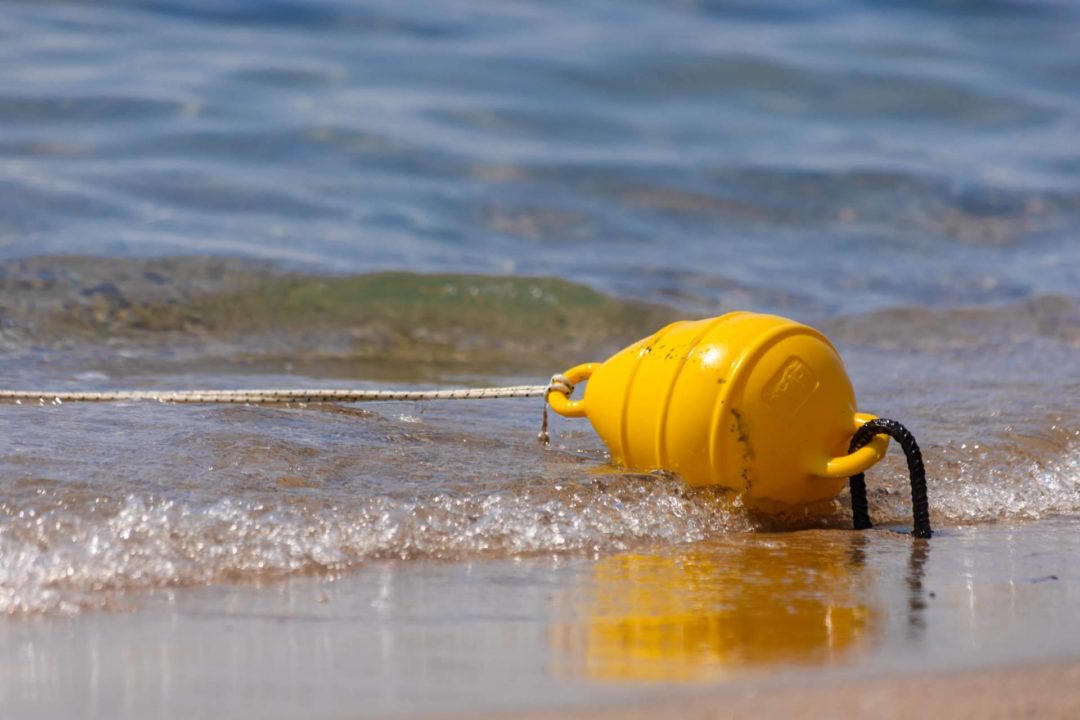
0 385 550 405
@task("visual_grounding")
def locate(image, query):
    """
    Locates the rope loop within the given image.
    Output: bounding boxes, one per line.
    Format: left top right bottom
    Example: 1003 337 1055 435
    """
546 374 574 398
847 418 932 539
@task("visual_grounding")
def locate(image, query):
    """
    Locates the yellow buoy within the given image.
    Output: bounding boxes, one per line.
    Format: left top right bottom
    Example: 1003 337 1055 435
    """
547 312 890 508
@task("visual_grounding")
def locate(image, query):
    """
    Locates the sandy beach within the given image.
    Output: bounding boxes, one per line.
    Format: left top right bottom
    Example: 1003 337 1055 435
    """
470 661 1080 720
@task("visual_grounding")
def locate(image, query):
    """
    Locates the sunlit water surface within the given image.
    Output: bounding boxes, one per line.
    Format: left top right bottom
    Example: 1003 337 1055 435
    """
0 0 1078 717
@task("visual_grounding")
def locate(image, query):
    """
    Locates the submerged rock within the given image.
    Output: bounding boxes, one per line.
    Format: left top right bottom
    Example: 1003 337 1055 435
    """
0 256 676 375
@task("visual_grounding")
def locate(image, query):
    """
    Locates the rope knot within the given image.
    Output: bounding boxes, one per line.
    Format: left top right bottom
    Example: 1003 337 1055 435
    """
546 373 574 398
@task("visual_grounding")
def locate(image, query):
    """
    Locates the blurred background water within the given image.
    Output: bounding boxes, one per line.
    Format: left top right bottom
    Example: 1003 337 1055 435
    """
1 0 1078 315
0 1 1079 718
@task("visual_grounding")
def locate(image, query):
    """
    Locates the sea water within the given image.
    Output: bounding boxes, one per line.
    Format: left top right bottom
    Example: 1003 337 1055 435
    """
0 1 1078 717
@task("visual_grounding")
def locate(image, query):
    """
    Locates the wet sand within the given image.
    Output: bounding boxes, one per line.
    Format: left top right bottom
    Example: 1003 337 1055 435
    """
2 519 1078 719
474 661 1080 720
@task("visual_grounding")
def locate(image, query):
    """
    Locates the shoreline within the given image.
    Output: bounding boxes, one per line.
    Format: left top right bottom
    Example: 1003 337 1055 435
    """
3 519 1078 718
463 660 1080 720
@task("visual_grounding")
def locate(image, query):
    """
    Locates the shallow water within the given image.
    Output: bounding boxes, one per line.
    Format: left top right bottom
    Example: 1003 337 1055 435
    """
2 520 1079 719
0 0 1078 717
1 320 1077 616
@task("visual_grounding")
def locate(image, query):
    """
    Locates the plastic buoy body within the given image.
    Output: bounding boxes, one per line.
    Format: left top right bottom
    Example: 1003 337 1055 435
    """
548 312 889 508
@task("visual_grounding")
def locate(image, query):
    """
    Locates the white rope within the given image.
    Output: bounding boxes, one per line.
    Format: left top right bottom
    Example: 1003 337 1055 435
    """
0 385 551 405
0 375 580 445
0 375 578 407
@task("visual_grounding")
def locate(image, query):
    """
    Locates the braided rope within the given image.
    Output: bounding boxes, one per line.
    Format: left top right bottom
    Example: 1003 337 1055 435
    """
848 418 932 539
0 385 550 405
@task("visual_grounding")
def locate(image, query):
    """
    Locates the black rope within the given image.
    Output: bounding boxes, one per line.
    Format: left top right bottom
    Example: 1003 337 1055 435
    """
849 472 872 531
847 418 932 539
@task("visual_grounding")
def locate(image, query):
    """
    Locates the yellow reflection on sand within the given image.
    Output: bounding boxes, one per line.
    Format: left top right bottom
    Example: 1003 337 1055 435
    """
551 533 877 683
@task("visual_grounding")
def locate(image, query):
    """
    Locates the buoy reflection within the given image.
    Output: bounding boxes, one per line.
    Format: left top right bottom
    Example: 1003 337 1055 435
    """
552 534 878 682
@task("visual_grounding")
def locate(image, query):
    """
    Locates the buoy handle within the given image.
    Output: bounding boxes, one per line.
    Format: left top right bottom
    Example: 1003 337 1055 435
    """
813 413 890 478
546 363 598 419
